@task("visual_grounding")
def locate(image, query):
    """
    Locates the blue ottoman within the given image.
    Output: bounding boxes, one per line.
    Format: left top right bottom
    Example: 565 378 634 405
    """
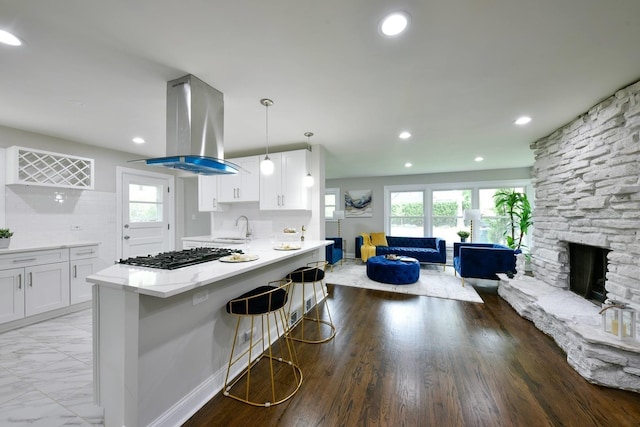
366 255 420 285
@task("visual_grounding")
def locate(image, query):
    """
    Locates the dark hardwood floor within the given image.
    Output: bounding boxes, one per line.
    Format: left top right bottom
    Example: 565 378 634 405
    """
183 283 640 427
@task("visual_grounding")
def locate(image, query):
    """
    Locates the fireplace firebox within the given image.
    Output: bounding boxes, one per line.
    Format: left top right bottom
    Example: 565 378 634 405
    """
568 243 609 304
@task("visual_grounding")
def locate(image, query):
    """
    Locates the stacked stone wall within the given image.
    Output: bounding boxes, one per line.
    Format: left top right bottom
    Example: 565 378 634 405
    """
531 80 640 310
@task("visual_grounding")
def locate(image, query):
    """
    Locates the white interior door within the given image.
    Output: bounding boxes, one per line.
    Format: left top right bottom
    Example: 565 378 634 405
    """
119 168 174 259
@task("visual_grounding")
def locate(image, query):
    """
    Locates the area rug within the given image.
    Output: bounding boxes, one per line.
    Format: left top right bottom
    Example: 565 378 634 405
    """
324 262 484 303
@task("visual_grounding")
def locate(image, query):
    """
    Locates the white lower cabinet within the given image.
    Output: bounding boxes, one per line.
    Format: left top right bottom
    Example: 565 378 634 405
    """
0 244 99 328
70 245 99 304
25 261 70 316
0 268 24 323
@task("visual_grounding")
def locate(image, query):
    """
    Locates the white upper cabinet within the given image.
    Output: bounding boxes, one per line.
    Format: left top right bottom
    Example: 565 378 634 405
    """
260 149 310 211
218 155 260 203
198 175 223 212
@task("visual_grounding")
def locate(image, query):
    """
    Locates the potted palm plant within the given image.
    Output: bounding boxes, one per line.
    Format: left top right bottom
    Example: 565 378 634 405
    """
0 228 13 249
494 189 532 277
493 189 532 250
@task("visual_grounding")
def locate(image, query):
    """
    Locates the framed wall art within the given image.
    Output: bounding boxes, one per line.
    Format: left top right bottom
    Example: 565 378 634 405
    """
345 189 372 217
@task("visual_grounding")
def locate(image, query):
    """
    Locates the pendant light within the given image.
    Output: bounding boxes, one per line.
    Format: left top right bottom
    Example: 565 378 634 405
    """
303 132 314 187
259 98 275 175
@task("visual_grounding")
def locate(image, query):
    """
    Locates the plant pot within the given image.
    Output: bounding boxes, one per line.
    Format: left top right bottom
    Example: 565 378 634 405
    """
0 238 10 249
460 237 467 242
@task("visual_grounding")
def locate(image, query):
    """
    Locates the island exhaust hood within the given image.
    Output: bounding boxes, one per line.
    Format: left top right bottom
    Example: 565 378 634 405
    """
143 74 239 175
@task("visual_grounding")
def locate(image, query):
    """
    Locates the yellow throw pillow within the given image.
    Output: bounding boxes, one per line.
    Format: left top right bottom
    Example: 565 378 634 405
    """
371 232 388 247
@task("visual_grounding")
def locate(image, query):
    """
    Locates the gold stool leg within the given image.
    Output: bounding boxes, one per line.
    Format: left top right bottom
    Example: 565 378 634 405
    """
288 279 336 344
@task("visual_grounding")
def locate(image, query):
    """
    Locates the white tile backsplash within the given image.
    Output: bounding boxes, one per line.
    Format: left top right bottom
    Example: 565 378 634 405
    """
5 185 116 268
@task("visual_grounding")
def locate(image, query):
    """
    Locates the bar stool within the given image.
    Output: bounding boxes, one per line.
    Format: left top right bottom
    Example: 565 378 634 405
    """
286 261 336 344
223 278 303 407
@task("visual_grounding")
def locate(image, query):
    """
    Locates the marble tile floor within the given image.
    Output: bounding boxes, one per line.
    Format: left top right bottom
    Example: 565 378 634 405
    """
0 309 104 426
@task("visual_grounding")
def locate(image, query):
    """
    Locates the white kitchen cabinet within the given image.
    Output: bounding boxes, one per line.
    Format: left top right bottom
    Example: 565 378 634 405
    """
219 155 260 203
198 175 223 212
260 149 310 210
25 261 70 316
0 248 72 327
0 268 24 323
70 245 99 304
0 248 71 320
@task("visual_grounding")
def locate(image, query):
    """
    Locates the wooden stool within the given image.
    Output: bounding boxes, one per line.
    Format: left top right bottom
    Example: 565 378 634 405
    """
223 278 303 406
286 261 336 344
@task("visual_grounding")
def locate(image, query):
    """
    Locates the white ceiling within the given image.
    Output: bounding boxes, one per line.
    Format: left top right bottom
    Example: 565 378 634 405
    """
1 1 640 179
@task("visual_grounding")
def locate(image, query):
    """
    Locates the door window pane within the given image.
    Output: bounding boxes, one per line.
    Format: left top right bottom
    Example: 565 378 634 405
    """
432 190 471 241
390 191 424 237
129 184 163 223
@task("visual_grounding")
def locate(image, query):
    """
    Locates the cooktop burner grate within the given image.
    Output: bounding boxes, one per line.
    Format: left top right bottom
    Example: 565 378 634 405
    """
118 247 243 270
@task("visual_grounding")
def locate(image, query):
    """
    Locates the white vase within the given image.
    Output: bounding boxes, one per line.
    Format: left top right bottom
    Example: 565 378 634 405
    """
0 238 10 249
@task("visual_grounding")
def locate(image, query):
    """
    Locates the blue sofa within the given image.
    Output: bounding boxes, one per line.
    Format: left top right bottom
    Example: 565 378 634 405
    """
325 237 343 270
453 242 521 286
355 235 446 267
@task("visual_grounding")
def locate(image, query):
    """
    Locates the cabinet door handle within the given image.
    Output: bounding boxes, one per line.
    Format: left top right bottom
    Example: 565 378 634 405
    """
13 258 36 264
236 188 240 199
29 272 33 287
18 273 22 289
212 198 217 208
277 195 281 206
73 265 77 278
282 195 285 206
76 250 94 255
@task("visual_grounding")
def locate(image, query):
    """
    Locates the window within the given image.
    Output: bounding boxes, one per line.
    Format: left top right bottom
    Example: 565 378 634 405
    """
389 191 424 237
325 188 339 219
432 189 471 243
384 180 532 244
128 183 163 222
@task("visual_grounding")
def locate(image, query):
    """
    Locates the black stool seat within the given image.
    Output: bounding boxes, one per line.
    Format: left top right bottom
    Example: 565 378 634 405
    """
288 266 325 282
226 286 287 315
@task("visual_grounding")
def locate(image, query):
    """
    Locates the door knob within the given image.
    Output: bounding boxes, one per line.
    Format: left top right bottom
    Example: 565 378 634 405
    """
124 224 130 228
124 235 130 240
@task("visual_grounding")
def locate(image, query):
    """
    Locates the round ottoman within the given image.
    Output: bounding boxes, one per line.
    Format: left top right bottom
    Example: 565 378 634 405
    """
366 255 420 285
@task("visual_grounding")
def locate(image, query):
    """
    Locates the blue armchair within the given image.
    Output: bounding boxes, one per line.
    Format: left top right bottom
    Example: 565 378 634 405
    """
453 242 520 286
325 237 344 270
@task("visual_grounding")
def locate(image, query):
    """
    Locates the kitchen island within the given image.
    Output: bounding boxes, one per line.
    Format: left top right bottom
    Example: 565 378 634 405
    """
87 239 330 427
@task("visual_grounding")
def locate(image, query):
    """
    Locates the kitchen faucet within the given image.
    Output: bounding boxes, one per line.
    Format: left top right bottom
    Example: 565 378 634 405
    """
235 215 251 237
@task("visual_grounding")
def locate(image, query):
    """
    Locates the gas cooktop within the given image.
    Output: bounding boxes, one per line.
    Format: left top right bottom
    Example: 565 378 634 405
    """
118 247 243 270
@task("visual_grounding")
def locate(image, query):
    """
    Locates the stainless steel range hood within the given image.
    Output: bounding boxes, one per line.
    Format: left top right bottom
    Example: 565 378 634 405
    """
143 74 239 175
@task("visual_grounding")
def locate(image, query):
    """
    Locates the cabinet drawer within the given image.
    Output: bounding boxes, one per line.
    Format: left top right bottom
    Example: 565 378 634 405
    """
70 245 99 260
0 249 70 270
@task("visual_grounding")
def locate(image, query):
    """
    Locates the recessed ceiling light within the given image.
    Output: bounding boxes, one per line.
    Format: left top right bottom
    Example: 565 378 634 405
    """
515 116 531 125
0 29 22 46
474 156 484 162
132 137 145 144
399 131 411 139
405 162 412 168
380 12 410 37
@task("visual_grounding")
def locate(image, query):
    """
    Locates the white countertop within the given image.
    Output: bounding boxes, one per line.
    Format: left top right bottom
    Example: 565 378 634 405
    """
86 239 331 298
0 240 100 254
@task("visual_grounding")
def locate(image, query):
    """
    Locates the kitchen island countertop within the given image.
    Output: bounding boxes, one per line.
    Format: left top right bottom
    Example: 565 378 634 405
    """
87 239 330 298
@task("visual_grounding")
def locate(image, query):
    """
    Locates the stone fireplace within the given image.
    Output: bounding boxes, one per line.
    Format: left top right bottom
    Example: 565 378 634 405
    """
498 79 640 393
